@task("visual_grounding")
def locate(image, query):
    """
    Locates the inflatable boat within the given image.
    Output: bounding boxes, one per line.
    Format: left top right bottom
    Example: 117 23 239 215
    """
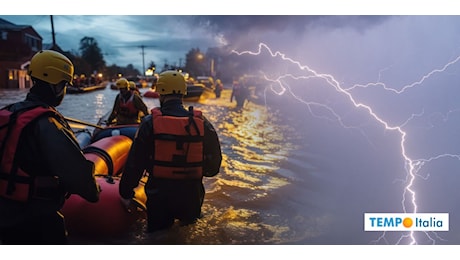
143 89 160 98
64 124 147 240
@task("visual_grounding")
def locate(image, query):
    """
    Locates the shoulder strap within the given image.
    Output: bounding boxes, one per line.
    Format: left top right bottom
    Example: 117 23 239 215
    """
0 105 56 195
0 102 48 154
151 107 162 117
186 106 202 136
0 105 56 164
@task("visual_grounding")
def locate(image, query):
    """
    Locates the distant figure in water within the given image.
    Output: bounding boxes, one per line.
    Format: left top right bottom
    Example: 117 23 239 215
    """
0 50 100 244
107 77 149 125
230 77 250 108
214 78 223 98
119 70 222 233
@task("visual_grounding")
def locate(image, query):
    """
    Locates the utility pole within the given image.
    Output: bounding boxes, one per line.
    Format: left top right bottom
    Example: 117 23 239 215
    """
140 45 146 75
50 15 56 49
138 45 155 75
210 58 215 77
113 45 156 75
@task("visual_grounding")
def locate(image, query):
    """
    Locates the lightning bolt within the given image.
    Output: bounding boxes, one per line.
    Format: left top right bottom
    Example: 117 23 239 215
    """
232 42 460 245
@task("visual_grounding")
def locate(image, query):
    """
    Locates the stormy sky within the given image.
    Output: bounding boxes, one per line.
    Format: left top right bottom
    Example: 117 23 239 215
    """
235 15 460 246
0 15 423 74
0 15 378 72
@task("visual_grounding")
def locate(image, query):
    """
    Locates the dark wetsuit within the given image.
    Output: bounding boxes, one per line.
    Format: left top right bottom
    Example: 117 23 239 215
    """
119 98 222 232
0 93 100 244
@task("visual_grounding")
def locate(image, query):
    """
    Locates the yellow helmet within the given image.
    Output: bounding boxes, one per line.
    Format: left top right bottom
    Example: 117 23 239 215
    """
116 78 130 89
156 70 186 95
28 50 74 85
129 81 136 89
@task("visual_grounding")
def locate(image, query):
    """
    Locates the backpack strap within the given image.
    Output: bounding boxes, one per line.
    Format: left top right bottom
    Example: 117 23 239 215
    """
185 106 202 136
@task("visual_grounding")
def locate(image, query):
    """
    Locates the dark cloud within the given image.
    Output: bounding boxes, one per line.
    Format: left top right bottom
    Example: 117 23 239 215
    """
192 15 391 44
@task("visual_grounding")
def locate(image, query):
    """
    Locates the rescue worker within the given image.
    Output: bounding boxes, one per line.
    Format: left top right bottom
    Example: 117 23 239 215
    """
119 70 222 232
214 78 223 98
0 50 100 244
129 80 141 96
107 77 149 125
230 77 249 108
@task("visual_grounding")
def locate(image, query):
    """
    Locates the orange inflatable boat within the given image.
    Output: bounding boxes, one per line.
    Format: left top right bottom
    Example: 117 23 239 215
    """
62 133 147 240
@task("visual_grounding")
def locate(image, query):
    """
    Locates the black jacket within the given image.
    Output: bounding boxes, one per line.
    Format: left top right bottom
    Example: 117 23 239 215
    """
119 98 222 199
0 93 100 227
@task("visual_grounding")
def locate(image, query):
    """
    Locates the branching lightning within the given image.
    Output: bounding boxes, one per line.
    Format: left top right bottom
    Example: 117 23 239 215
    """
232 42 460 245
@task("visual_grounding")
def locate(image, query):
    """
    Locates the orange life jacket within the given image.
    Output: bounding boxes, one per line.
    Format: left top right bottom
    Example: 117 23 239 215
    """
0 105 58 202
119 93 137 117
151 107 205 179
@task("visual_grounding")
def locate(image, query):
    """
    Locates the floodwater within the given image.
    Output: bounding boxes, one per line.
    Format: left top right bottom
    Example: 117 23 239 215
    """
0 83 457 247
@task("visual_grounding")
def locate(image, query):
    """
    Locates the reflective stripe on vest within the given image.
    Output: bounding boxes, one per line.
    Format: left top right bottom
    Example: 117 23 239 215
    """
0 106 55 202
151 107 204 179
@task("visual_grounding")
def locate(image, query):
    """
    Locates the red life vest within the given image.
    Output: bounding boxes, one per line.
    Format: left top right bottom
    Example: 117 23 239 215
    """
118 93 138 117
0 105 57 202
151 107 205 179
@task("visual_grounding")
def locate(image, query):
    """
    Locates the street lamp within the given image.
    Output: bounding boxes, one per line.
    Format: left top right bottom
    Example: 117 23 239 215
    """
197 53 216 77
210 58 215 77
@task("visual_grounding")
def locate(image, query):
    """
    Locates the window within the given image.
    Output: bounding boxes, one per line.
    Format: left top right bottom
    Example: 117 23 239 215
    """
24 33 40 51
8 69 18 80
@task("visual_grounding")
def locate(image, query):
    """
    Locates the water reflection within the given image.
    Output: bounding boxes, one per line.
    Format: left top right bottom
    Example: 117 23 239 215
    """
93 92 108 121
0 85 314 245
0 88 29 108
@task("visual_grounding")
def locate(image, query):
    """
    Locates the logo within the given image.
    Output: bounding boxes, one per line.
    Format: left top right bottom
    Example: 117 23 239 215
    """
364 213 449 231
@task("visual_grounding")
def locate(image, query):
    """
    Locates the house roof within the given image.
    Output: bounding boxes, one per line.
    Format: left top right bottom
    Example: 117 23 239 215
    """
0 18 62 53
0 17 29 30
0 18 42 40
